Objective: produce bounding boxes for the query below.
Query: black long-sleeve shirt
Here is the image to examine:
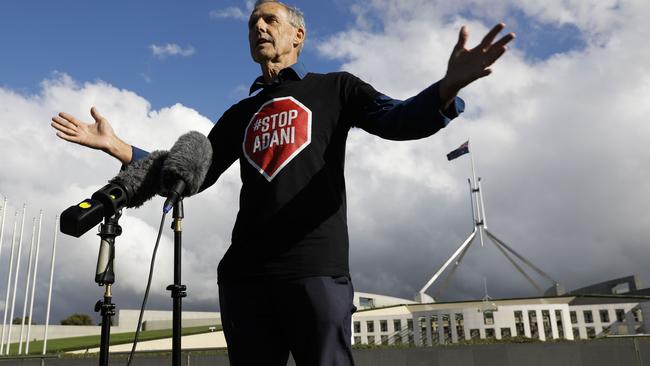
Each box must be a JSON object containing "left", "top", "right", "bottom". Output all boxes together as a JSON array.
[{"left": 131, "top": 67, "right": 464, "bottom": 283}]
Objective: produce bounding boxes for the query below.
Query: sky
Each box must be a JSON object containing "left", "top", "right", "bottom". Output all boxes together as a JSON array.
[{"left": 0, "top": 0, "right": 649, "bottom": 327}]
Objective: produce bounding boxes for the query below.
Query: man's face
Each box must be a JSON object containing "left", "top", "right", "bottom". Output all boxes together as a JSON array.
[{"left": 248, "top": 2, "right": 301, "bottom": 63}]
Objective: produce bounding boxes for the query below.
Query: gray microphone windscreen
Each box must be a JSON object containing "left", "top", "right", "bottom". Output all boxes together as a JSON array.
[
  {"left": 110, "top": 150, "right": 169, "bottom": 208},
  {"left": 161, "top": 131, "right": 212, "bottom": 196}
]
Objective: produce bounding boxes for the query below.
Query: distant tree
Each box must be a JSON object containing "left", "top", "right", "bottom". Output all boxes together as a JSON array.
[
  {"left": 12, "top": 316, "right": 32, "bottom": 325},
  {"left": 60, "top": 313, "right": 93, "bottom": 325}
]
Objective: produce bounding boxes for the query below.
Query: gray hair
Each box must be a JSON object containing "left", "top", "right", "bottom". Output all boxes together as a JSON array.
[{"left": 253, "top": 0, "right": 306, "bottom": 53}]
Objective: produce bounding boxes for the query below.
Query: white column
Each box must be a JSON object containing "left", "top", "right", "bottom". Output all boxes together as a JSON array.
[
  {"left": 563, "top": 309, "right": 574, "bottom": 340},
  {"left": 26, "top": 211, "right": 43, "bottom": 354},
  {"left": 42, "top": 215, "right": 58, "bottom": 355},
  {"left": 0, "top": 212, "right": 18, "bottom": 354},
  {"left": 18, "top": 218, "right": 37, "bottom": 354},
  {"left": 6, "top": 204, "right": 27, "bottom": 355},
  {"left": 450, "top": 313, "right": 458, "bottom": 343},
  {"left": 412, "top": 315, "right": 421, "bottom": 346},
  {"left": 523, "top": 309, "right": 532, "bottom": 338},
  {"left": 549, "top": 309, "right": 559, "bottom": 339}
]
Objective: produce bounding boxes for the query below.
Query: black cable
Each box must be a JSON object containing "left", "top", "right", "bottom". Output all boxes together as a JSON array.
[{"left": 126, "top": 211, "right": 167, "bottom": 366}]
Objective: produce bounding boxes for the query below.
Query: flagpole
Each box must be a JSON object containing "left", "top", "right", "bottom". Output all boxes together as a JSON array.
[
  {"left": 468, "top": 145, "right": 484, "bottom": 247},
  {"left": 0, "top": 211, "right": 18, "bottom": 355},
  {"left": 478, "top": 178, "right": 488, "bottom": 229},
  {"left": 26, "top": 210, "right": 43, "bottom": 355},
  {"left": 42, "top": 215, "right": 58, "bottom": 356},
  {"left": 0, "top": 197, "right": 6, "bottom": 348},
  {"left": 18, "top": 218, "right": 36, "bottom": 355},
  {"left": 6, "top": 203, "right": 26, "bottom": 355},
  {"left": 0, "top": 196, "right": 7, "bottom": 274}
]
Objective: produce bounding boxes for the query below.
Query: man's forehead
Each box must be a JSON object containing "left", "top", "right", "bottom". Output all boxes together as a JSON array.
[{"left": 250, "top": 2, "right": 289, "bottom": 20}]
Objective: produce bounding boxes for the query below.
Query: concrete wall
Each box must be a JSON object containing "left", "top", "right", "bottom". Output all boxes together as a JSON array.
[
  {"left": 0, "top": 309, "right": 222, "bottom": 343},
  {"left": 0, "top": 324, "right": 101, "bottom": 343}
]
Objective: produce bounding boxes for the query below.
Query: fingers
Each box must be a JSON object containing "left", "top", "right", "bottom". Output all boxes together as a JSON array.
[
  {"left": 454, "top": 25, "right": 468, "bottom": 52},
  {"left": 51, "top": 115, "right": 77, "bottom": 134},
  {"left": 492, "top": 32, "right": 516, "bottom": 50},
  {"left": 479, "top": 22, "right": 505, "bottom": 50},
  {"left": 54, "top": 131, "right": 78, "bottom": 143},
  {"left": 484, "top": 33, "right": 515, "bottom": 67},
  {"left": 57, "top": 111, "right": 82, "bottom": 127},
  {"left": 90, "top": 106, "right": 104, "bottom": 123}
]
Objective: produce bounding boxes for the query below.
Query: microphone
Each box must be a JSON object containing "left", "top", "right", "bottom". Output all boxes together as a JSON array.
[
  {"left": 160, "top": 131, "right": 212, "bottom": 213},
  {"left": 60, "top": 150, "right": 169, "bottom": 237}
]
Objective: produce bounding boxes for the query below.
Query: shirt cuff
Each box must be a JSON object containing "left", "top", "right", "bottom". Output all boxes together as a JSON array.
[
  {"left": 120, "top": 145, "right": 149, "bottom": 171},
  {"left": 131, "top": 146, "right": 149, "bottom": 162},
  {"left": 439, "top": 96, "right": 465, "bottom": 126}
]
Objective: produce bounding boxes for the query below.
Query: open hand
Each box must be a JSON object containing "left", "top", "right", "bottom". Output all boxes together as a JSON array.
[
  {"left": 51, "top": 107, "right": 132, "bottom": 164},
  {"left": 440, "top": 23, "right": 515, "bottom": 106}
]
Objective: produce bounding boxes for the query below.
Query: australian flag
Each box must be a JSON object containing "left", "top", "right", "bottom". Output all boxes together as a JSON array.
[{"left": 446, "top": 140, "right": 470, "bottom": 161}]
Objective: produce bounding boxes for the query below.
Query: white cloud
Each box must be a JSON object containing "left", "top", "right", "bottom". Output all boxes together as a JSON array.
[
  {"left": 149, "top": 43, "right": 196, "bottom": 59},
  {"left": 209, "top": 1, "right": 255, "bottom": 21},
  {"left": 317, "top": 0, "right": 650, "bottom": 300},
  {"left": 0, "top": 74, "right": 241, "bottom": 321}
]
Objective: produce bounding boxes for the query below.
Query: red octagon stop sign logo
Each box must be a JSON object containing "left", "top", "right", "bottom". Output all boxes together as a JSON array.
[{"left": 243, "top": 96, "right": 312, "bottom": 181}]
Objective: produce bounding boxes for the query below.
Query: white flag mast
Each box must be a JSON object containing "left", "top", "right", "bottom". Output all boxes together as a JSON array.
[{"left": 416, "top": 141, "right": 562, "bottom": 303}]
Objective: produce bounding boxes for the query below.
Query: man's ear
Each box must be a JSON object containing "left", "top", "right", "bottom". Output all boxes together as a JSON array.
[{"left": 293, "top": 27, "right": 305, "bottom": 49}]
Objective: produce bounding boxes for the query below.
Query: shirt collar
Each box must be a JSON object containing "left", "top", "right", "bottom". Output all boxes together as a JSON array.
[{"left": 249, "top": 63, "right": 307, "bottom": 95}]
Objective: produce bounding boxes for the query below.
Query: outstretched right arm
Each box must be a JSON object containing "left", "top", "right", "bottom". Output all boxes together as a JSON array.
[{"left": 51, "top": 106, "right": 134, "bottom": 165}]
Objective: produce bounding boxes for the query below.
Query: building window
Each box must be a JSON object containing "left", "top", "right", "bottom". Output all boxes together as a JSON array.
[
  {"left": 570, "top": 311, "right": 577, "bottom": 324},
  {"left": 395, "top": 335, "right": 402, "bottom": 345},
  {"left": 359, "top": 297, "right": 375, "bottom": 309},
  {"left": 354, "top": 336, "right": 362, "bottom": 345},
  {"left": 599, "top": 310, "right": 610, "bottom": 323},
  {"left": 501, "top": 328, "right": 512, "bottom": 338},
  {"left": 380, "top": 320, "right": 388, "bottom": 332},
  {"left": 430, "top": 315, "right": 439, "bottom": 344},
  {"left": 367, "top": 335, "right": 375, "bottom": 344},
  {"left": 573, "top": 327, "right": 580, "bottom": 339},
  {"left": 483, "top": 311, "right": 494, "bottom": 325},
  {"left": 528, "top": 311, "right": 539, "bottom": 338},
  {"left": 442, "top": 314, "right": 451, "bottom": 344},
  {"left": 514, "top": 311, "right": 525, "bottom": 336},
  {"left": 354, "top": 321, "right": 361, "bottom": 333},
  {"left": 615, "top": 309, "right": 625, "bottom": 322},
  {"left": 393, "top": 319, "right": 402, "bottom": 332},
  {"left": 419, "top": 317, "right": 428, "bottom": 346},
  {"left": 470, "top": 329, "right": 480, "bottom": 339},
  {"left": 485, "top": 328, "right": 495, "bottom": 339},
  {"left": 633, "top": 309, "right": 643, "bottom": 322},
  {"left": 455, "top": 313, "right": 465, "bottom": 340},
  {"left": 407, "top": 319, "right": 413, "bottom": 331},
  {"left": 555, "top": 310, "right": 565, "bottom": 339},
  {"left": 586, "top": 327, "right": 596, "bottom": 339},
  {"left": 381, "top": 335, "right": 389, "bottom": 345},
  {"left": 583, "top": 310, "right": 594, "bottom": 323},
  {"left": 367, "top": 320, "right": 375, "bottom": 333}
]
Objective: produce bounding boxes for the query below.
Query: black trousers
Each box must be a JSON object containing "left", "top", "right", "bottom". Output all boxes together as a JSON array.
[{"left": 219, "top": 276, "right": 356, "bottom": 366}]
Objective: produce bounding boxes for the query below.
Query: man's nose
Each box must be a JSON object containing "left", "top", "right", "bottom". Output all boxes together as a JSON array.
[{"left": 252, "top": 18, "right": 268, "bottom": 33}]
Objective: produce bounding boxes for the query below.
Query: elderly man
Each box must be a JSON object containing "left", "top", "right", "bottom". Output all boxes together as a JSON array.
[{"left": 52, "top": 0, "right": 514, "bottom": 364}]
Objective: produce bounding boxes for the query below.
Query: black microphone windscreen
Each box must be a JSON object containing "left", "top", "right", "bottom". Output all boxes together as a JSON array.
[
  {"left": 110, "top": 150, "right": 169, "bottom": 208},
  {"left": 161, "top": 131, "right": 212, "bottom": 196}
]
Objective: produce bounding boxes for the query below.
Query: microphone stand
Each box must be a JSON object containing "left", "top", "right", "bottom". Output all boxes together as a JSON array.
[
  {"left": 94, "top": 212, "right": 122, "bottom": 366},
  {"left": 166, "top": 199, "right": 186, "bottom": 366}
]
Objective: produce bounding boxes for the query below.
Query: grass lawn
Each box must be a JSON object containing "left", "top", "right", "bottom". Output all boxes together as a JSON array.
[{"left": 2, "top": 324, "right": 222, "bottom": 355}]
